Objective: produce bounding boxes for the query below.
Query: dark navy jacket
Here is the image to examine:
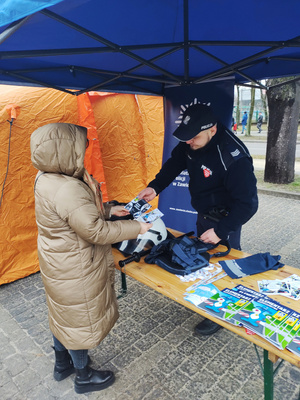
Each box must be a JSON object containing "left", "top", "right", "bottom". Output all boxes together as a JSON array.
[{"left": 148, "top": 125, "right": 258, "bottom": 240}]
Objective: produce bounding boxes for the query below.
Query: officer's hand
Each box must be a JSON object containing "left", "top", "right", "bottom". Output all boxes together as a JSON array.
[
  {"left": 137, "top": 187, "right": 156, "bottom": 202},
  {"left": 138, "top": 222, "right": 153, "bottom": 235},
  {"left": 111, "top": 205, "right": 130, "bottom": 217},
  {"left": 200, "top": 228, "right": 221, "bottom": 244}
]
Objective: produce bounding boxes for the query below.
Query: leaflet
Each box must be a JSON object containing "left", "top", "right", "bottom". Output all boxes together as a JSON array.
[
  {"left": 258, "top": 274, "right": 300, "bottom": 300},
  {"left": 195, "top": 286, "right": 254, "bottom": 325},
  {"left": 270, "top": 310, "right": 300, "bottom": 350},
  {"left": 183, "top": 263, "right": 223, "bottom": 285},
  {"left": 286, "top": 335, "right": 300, "bottom": 357},
  {"left": 124, "top": 197, "right": 152, "bottom": 219},
  {"left": 137, "top": 208, "right": 164, "bottom": 223},
  {"left": 184, "top": 283, "right": 221, "bottom": 307},
  {"left": 231, "top": 294, "right": 294, "bottom": 349},
  {"left": 286, "top": 313, "right": 300, "bottom": 355}
]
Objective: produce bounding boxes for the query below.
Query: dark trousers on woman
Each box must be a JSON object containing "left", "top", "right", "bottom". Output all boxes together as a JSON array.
[{"left": 53, "top": 335, "right": 88, "bottom": 369}]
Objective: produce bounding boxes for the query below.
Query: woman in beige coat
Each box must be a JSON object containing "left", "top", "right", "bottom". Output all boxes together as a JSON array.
[{"left": 30, "top": 123, "right": 151, "bottom": 394}]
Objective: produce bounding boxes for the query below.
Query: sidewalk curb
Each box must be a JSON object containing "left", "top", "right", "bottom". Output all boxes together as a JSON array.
[{"left": 257, "top": 187, "right": 300, "bottom": 200}]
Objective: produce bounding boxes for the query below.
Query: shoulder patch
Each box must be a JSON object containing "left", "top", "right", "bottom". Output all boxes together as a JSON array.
[
  {"left": 218, "top": 144, "right": 248, "bottom": 170},
  {"left": 230, "top": 149, "right": 241, "bottom": 157}
]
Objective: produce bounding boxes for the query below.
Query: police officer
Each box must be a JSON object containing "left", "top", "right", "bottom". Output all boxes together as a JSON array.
[{"left": 138, "top": 103, "right": 258, "bottom": 336}]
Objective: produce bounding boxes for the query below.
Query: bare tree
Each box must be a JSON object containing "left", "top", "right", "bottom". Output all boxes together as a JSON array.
[
  {"left": 246, "top": 87, "right": 255, "bottom": 136},
  {"left": 236, "top": 85, "right": 240, "bottom": 126},
  {"left": 265, "top": 77, "right": 300, "bottom": 184},
  {"left": 260, "top": 87, "right": 268, "bottom": 123}
]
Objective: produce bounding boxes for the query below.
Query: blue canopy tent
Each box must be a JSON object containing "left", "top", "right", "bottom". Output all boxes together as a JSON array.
[
  {"left": 0, "top": 0, "right": 299, "bottom": 234},
  {"left": 0, "top": 0, "right": 299, "bottom": 95}
]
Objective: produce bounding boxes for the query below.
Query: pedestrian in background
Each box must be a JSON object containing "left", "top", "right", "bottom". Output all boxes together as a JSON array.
[
  {"left": 233, "top": 122, "right": 238, "bottom": 134},
  {"left": 257, "top": 112, "right": 263, "bottom": 133},
  {"left": 241, "top": 111, "right": 248, "bottom": 134}
]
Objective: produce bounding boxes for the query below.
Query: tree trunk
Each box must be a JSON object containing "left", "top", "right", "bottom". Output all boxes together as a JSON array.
[
  {"left": 236, "top": 85, "right": 240, "bottom": 125},
  {"left": 265, "top": 78, "right": 300, "bottom": 184},
  {"left": 246, "top": 87, "right": 255, "bottom": 136},
  {"left": 260, "top": 87, "right": 268, "bottom": 123}
]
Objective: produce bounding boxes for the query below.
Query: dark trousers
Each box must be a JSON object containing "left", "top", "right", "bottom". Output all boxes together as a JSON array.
[
  {"left": 196, "top": 214, "right": 242, "bottom": 250},
  {"left": 53, "top": 335, "right": 88, "bottom": 369}
]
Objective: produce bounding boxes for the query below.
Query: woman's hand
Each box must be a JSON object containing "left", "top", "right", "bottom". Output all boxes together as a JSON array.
[
  {"left": 138, "top": 222, "right": 153, "bottom": 235},
  {"left": 111, "top": 205, "right": 130, "bottom": 217}
]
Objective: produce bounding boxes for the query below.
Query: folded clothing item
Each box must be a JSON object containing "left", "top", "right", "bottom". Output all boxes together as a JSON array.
[{"left": 219, "top": 253, "right": 285, "bottom": 279}]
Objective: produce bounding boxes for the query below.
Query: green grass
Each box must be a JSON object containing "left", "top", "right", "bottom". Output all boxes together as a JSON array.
[
  {"left": 237, "top": 128, "right": 300, "bottom": 194},
  {"left": 254, "top": 169, "right": 300, "bottom": 193}
]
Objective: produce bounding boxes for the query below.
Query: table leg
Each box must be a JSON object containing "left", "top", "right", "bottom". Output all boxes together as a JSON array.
[
  {"left": 263, "top": 350, "right": 274, "bottom": 400},
  {"left": 117, "top": 269, "right": 127, "bottom": 298}
]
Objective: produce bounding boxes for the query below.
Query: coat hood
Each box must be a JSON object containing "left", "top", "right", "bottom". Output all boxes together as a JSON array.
[{"left": 30, "top": 123, "right": 87, "bottom": 178}]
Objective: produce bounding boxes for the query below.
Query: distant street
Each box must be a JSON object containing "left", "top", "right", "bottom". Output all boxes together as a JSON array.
[{"left": 245, "top": 141, "right": 300, "bottom": 158}]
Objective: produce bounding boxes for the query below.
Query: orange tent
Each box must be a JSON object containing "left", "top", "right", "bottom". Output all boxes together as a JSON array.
[{"left": 0, "top": 85, "right": 164, "bottom": 285}]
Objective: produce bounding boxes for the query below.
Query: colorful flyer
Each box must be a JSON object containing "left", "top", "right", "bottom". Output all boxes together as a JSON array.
[
  {"left": 124, "top": 197, "right": 152, "bottom": 219},
  {"left": 184, "top": 283, "right": 221, "bottom": 307},
  {"left": 195, "top": 287, "right": 253, "bottom": 323},
  {"left": 137, "top": 208, "right": 164, "bottom": 223},
  {"left": 231, "top": 295, "right": 294, "bottom": 349}
]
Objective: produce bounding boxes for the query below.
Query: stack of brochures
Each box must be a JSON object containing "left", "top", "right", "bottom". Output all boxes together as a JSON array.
[{"left": 184, "top": 283, "right": 300, "bottom": 353}]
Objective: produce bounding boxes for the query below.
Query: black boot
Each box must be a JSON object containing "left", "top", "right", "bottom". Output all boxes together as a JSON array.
[
  {"left": 194, "top": 318, "right": 222, "bottom": 336},
  {"left": 53, "top": 348, "right": 75, "bottom": 381},
  {"left": 74, "top": 366, "right": 115, "bottom": 394},
  {"left": 53, "top": 347, "right": 92, "bottom": 382}
]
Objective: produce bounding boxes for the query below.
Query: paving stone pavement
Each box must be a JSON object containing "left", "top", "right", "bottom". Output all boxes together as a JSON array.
[{"left": 1, "top": 192, "right": 300, "bottom": 400}]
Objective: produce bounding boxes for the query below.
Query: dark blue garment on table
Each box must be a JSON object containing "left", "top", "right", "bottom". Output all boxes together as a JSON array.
[{"left": 219, "top": 253, "right": 284, "bottom": 279}]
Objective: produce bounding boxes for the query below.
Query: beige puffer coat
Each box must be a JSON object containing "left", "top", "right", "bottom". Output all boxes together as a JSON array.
[{"left": 30, "top": 123, "right": 141, "bottom": 350}]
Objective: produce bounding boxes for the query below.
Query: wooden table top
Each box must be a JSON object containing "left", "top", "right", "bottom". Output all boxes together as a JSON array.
[{"left": 113, "top": 232, "right": 300, "bottom": 367}]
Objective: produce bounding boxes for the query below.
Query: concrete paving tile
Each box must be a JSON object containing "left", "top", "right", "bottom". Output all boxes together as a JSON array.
[
  {"left": 0, "top": 343, "right": 17, "bottom": 362},
  {"left": 164, "top": 325, "right": 193, "bottom": 346},
  {"left": 124, "top": 376, "right": 155, "bottom": 399},
  {"left": 179, "top": 355, "right": 210, "bottom": 378},
  {"left": 233, "top": 372, "right": 264, "bottom": 399},
  {"left": 115, "top": 392, "right": 137, "bottom": 400},
  {"left": 160, "top": 368, "right": 191, "bottom": 396},
  {"left": 12, "top": 367, "right": 43, "bottom": 394},
  {"left": 0, "top": 381, "right": 20, "bottom": 400},
  {"left": 153, "top": 319, "right": 177, "bottom": 338},
  {"left": 278, "top": 361, "right": 300, "bottom": 382},
  {"left": 143, "top": 387, "right": 173, "bottom": 400},
  {"left": 25, "top": 385, "right": 56, "bottom": 400},
  {"left": 156, "top": 348, "right": 184, "bottom": 375},
  {"left": 3, "top": 353, "right": 29, "bottom": 377},
  {"left": 0, "top": 368, "right": 12, "bottom": 387},
  {"left": 182, "top": 369, "right": 217, "bottom": 397},
  {"left": 218, "top": 374, "right": 242, "bottom": 396},
  {"left": 273, "top": 375, "right": 298, "bottom": 400},
  {"left": 135, "top": 331, "right": 161, "bottom": 352},
  {"left": 111, "top": 345, "right": 142, "bottom": 369}
]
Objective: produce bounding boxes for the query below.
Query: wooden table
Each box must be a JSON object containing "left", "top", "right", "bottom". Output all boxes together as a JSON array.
[{"left": 113, "top": 236, "right": 300, "bottom": 400}]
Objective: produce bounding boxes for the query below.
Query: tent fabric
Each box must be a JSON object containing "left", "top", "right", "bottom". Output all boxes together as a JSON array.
[
  {"left": 0, "top": 0, "right": 299, "bottom": 95},
  {"left": 0, "top": 86, "right": 164, "bottom": 285},
  {"left": 77, "top": 92, "right": 108, "bottom": 201},
  {"left": 0, "top": 0, "right": 64, "bottom": 26}
]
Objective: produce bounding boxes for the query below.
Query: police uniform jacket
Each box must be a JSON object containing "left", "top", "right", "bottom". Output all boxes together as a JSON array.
[{"left": 148, "top": 125, "right": 258, "bottom": 240}]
